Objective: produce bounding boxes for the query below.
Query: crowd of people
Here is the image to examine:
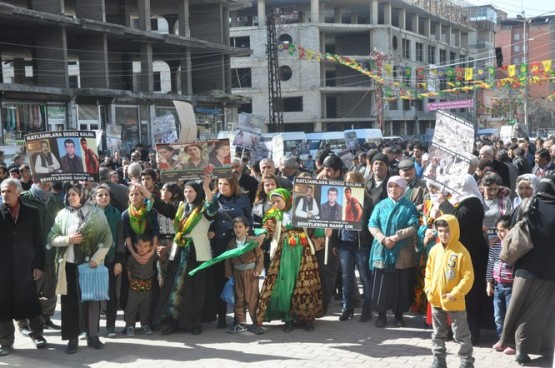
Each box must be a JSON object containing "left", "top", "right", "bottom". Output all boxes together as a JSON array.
[{"left": 0, "top": 135, "right": 554, "bottom": 368}]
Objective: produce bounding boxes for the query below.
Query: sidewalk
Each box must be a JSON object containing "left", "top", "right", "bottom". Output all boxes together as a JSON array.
[{"left": 4, "top": 300, "right": 551, "bottom": 368}]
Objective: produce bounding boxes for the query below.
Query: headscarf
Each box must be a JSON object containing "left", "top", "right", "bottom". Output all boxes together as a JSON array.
[
  {"left": 515, "top": 173, "right": 540, "bottom": 197},
  {"left": 387, "top": 175, "right": 407, "bottom": 201},
  {"left": 536, "top": 175, "right": 555, "bottom": 203},
  {"left": 450, "top": 174, "right": 482, "bottom": 205},
  {"left": 262, "top": 188, "right": 292, "bottom": 223},
  {"left": 184, "top": 180, "right": 205, "bottom": 206}
]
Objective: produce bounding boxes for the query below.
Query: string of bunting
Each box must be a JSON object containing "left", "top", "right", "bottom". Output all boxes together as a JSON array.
[{"left": 281, "top": 43, "right": 555, "bottom": 101}]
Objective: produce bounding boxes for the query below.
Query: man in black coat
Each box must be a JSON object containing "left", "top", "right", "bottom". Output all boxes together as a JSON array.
[{"left": 0, "top": 179, "right": 47, "bottom": 356}]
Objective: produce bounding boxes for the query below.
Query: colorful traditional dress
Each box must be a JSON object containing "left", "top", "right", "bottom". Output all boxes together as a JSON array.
[{"left": 256, "top": 189, "right": 323, "bottom": 325}]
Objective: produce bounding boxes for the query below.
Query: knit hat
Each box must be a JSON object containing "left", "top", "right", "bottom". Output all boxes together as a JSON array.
[{"left": 372, "top": 153, "right": 389, "bottom": 166}]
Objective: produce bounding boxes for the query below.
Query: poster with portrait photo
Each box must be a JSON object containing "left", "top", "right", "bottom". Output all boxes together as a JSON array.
[
  {"left": 157, "top": 139, "right": 231, "bottom": 182},
  {"left": 25, "top": 130, "right": 99, "bottom": 183},
  {"left": 233, "top": 113, "right": 263, "bottom": 150},
  {"left": 292, "top": 178, "right": 365, "bottom": 230}
]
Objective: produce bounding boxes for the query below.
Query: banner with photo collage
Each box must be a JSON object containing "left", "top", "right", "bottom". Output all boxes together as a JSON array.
[
  {"left": 292, "top": 178, "right": 365, "bottom": 230},
  {"left": 25, "top": 130, "right": 100, "bottom": 183},
  {"left": 157, "top": 139, "right": 231, "bottom": 182}
]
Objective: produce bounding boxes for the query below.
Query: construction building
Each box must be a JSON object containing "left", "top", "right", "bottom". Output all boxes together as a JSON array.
[
  {"left": 230, "top": 0, "right": 476, "bottom": 138},
  {"left": 0, "top": 0, "right": 249, "bottom": 155}
]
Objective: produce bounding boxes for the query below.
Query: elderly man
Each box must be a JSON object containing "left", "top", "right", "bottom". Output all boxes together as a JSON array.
[
  {"left": 99, "top": 167, "right": 129, "bottom": 212},
  {"left": 0, "top": 179, "right": 47, "bottom": 355},
  {"left": 531, "top": 148, "right": 555, "bottom": 178},
  {"left": 365, "top": 153, "right": 390, "bottom": 207},
  {"left": 259, "top": 158, "right": 292, "bottom": 190},
  {"left": 231, "top": 157, "right": 259, "bottom": 203},
  {"left": 479, "top": 145, "right": 510, "bottom": 188},
  {"left": 398, "top": 158, "right": 427, "bottom": 208},
  {"left": 279, "top": 157, "right": 300, "bottom": 183}
]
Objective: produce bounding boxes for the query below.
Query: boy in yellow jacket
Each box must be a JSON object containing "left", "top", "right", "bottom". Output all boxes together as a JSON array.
[{"left": 425, "top": 215, "right": 475, "bottom": 368}]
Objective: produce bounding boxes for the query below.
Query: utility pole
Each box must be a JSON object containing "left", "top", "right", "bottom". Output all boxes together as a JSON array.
[
  {"left": 522, "top": 11, "right": 529, "bottom": 135},
  {"left": 266, "top": 14, "right": 283, "bottom": 133}
]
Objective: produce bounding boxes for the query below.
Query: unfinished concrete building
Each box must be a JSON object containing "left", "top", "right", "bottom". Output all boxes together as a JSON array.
[
  {"left": 0, "top": 0, "right": 248, "bottom": 154},
  {"left": 230, "top": 0, "right": 476, "bottom": 138}
]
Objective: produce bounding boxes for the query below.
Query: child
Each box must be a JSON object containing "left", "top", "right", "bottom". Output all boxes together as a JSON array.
[
  {"left": 225, "top": 216, "right": 264, "bottom": 334},
  {"left": 425, "top": 215, "right": 475, "bottom": 368},
  {"left": 487, "top": 215, "right": 515, "bottom": 355},
  {"left": 124, "top": 235, "right": 157, "bottom": 336}
]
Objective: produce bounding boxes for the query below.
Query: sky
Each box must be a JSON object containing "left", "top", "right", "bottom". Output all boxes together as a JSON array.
[{"left": 468, "top": 0, "right": 555, "bottom": 18}]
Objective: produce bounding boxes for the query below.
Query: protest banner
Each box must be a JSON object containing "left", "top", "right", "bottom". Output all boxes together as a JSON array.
[
  {"left": 151, "top": 114, "right": 178, "bottom": 144},
  {"left": 292, "top": 177, "right": 365, "bottom": 230},
  {"left": 106, "top": 124, "right": 122, "bottom": 152},
  {"left": 233, "top": 113, "right": 264, "bottom": 150},
  {"left": 424, "top": 109, "right": 475, "bottom": 194},
  {"left": 157, "top": 139, "right": 231, "bottom": 182},
  {"left": 25, "top": 130, "right": 100, "bottom": 183}
]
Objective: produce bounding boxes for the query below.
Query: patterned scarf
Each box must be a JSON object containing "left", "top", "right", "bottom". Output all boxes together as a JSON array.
[
  {"left": 129, "top": 204, "right": 148, "bottom": 235},
  {"left": 262, "top": 188, "right": 292, "bottom": 224},
  {"left": 173, "top": 202, "right": 204, "bottom": 247}
]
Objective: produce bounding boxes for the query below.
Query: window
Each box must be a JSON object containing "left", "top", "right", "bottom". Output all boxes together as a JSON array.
[
  {"left": 282, "top": 97, "right": 303, "bottom": 112},
  {"left": 231, "top": 68, "right": 252, "bottom": 88},
  {"left": 514, "top": 33, "right": 520, "bottom": 41},
  {"left": 450, "top": 52, "right": 456, "bottom": 63},
  {"left": 230, "top": 36, "right": 250, "bottom": 49},
  {"left": 428, "top": 46, "right": 436, "bottom": 64},
  {"left": 403, "top": 99, "right": 411, "bottom": 111},
  {"left": 389, "top": 99, "right": 399, "bottom": 110},
  {"left": 153, "top": 72, "right": 161, "bottom": 91},
  {"left": 513, "top": 45, "right": 520, "bottom": 52},
  {"left": 278, "top": 34, "right": 293, "bottom": 44},
  {"left": 439, "top": 49, "right": 447, "bottom": 63},
  {"left": 402, "top": 39, "right": 411, "bottom": 59},
  {"left": 416, "top": 42, "right": 423, "bottom": 62}
]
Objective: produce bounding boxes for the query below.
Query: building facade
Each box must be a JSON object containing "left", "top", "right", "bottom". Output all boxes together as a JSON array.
[
  {"left": 0, "top": 0, "right": 249, "bottom": 155},
  {"left": 230, "top": 0, "right": 475, "bottom": 138}
]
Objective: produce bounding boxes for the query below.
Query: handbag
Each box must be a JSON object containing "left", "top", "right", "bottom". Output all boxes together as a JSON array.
[
  {"left": 500, "top": 196, "right": 535, "bottom": 266},
  {"left": 221, "top": 277, "right": 235, "bottom": 305},
  {"left": 78, "top": 263, "right": 109, "bottom": 302}
]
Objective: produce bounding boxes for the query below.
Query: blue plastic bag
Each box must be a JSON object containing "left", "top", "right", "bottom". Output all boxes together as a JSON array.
[
  {"left": 221, "top": 277, "right": 235, "bottom": 305},
  {"left": 78, "top": 263, "right": 109, "bottom": 302}
]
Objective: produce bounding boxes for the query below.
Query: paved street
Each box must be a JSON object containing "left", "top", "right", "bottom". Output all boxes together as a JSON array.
[{"left": 3, "top": 299, "right": 553, "bottom": 368}]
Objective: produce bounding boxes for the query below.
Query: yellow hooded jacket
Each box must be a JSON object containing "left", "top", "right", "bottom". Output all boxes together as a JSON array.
[{"left": 424, "top": 214, "right": 474, "bottom": 311}]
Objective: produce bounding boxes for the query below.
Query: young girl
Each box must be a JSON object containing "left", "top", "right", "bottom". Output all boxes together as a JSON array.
[
  {"left": 225, "top": 217, "right": 264, "bottom": 334},
  {"left": 487, "top": 215, "right": 515, "bottom": 355},
  {"left": 255, "top": 188, "right": 323, "bottom": 332}
]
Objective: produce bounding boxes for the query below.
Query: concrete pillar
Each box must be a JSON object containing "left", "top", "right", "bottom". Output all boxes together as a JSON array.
[
  {"left": 424, "top": 18, "right": 430, "bottom": 37},
  {"left": 311, "top": 0, "right": 319, "bottom": 23},
  {"left": 334, "top": 8, "right": 342, "bottom": 23},
  {"left": 140, "top": 43, "right": 154, "bottom": 93},
  {"left": 162, "top": 14, "right": 179, "bottom": 34},
  {"left": 75, "top": 0, "right": 105, "bottom": 21},
  {"left": 78, "top": 34, "right": 109, "bottom": 88},
  {"left": 399, "top": 8, "right": 405, "bottom": 30},
  {"left": 167, "top": 60, "right": 180, "bottom": 94},
  {"left": 31, "top": 0, "right": 64, "bottom": 14},
  {"left": 370, "top": 0, "right": 378, "bottom": 25},
  {"left": 351, "top": 14, "right": 358, "bottom": 24},
  {"left": 178, "top": 0, "right": 190, "bottom": 38},
  {"left": 384, "top": 2, "right": 391, "bottom": 25},
  {"left": 415, "top": 13, "right": 419, "bottom": 34},
  {"left": 138, "top": 0, "right": 151, "bottom": 31},
  {"left": 0, "top": 48, "right": 3, "bottom": 84},
  {"left": 257, "top": 0, "right": 266, "bottom": 27},
  {"left": 34, "top": 29, "right": 69, "bottom": 88},
  {"left": 222, "top": 7, "right": 230, "bottom": 45},
  {"left": 180, "top": 50, "right": 193, "bottom": 96},
  {"left": 436, "top": 22, "right": 442, "bottom": 41}
]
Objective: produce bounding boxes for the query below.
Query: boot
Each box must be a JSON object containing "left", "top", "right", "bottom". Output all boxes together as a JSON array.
[
  {"left": 430, "top": 356, "right": 447, "bottom": 368},
  {"left": 358, "top": 305, "right": 372, "bottom": 322},
  {"left": 375, "top": 312, "right": 387, "bottom": 327},
  {"left": 339, "top": 307, "right": 354, "bottom": 321}
]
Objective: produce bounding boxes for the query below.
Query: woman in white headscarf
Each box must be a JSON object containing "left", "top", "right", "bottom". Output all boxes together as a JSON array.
[
  {"left": 368, "top": 176, "right": 420, "bottom": 328},
  {"left": 439, "top": 174, "right": 491, "bottom": 345},
  {"left": 512, "top": 174, "right": 539, "bottom": 209}
]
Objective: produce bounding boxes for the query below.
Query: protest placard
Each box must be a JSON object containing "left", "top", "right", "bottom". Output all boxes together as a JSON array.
[
  {"left": 157, "top": 139, "right": 231, "bottom": 182},
  {"left": 292, "top": 177, "right": 365, "bottom": 230},
  {"left": 25, "top": 130, "right": 100, "bottom": 183}
]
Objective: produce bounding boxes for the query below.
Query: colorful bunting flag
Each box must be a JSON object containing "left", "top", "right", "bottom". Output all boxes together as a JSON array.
[
  {"left": 465, "top": 68, "right": 473, "bottom": 81},
  {"left": 507, "top": 65, "right": 516, "bottom": 77}
]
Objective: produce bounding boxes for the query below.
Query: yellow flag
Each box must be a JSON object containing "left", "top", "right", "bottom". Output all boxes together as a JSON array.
[
  {"left": 507, "top": 65, "right": 516, "bottom": 77},
  {"left": 542, "top": 60, "right": 552, "bottom": 72},
  {"left": 465, "top": 68, "right": 473, "bottom": 81},
  {"left": 384, "top": 64, "right": 393, "bottom": 76}
]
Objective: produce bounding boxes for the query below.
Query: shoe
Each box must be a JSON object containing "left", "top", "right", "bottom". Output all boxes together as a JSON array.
[
  {"left": 516, "top": 351, "right": 531, "bottom": 365},
  {"left": 87, "top": 337, "right": 105, "bottom": 350},
  {"left": 304, "top": 322, "right": 314, "bottom": 331},
  {"left": 160, "top": 324, "right": 175, "bottom": 335},
  {"left": 227, "top": 324, "right": 248, "bottom": 334},
  {"left": 394, "top": 315, "right": 406, "bottom": 328},
  {"left": 358, "top": 306, "right": 372, "bottom": 322},
  {"left": 375, "top": 313, "right": 387, "bottom": 328},
  {"left": 283, "top": 321, "right": 293, "bottom": 332},
  {"left": 217, "top": 316, "right": 227, "bottom": 329},
  {"left": 430, "top": 356, "right": 447, "bottom": 368},
  {"left": 191, "top": 327, "right": 202, "bottom": 335},
  {"left": 125, "top": 326, "right": 135, "bottom": 337},
  {"left": 106, "top": 327, "right": 116, "bottom": 338},
  {"left": 503, "top": 347, "right": 516, "bottom": 355},
  {"left": 18, "top": 326, "right": 31, "bottom": 337},
  {"left": 33, "top": 336, "right": 47, "bottom": 349},
  {"left": 459, "top": 360, "right": 475, "bottom": 368},
  {"left": 0, "top": 345, "right": 13, "bottom": 356},
  {"left": 339, "top": 308, "right": 354, "bottom": 321},
  {"left": 66, "top": 338, "right": 78, "bottom": 354},
  {"left": 43, "top": 319, "right": 61, "bottom": 330},
  {"left": 492, "top": 340, "right": 503, "bottom": 351},
  {"left": 141, "top": 325, "right": 153, "bottom": 335},
  {"left": 250, "top": 325, "right": 264, "bottom": 335}
]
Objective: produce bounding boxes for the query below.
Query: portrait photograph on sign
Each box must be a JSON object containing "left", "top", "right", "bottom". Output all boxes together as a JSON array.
[
  {"left": 25, "top": 131, "right": 100, "bottom": 182},
  {"left": 292, "top": 178, "right": 365, "bottom": 230},
  {"left": 157, "top": 139, "right": 231, "bottom": 182}
]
